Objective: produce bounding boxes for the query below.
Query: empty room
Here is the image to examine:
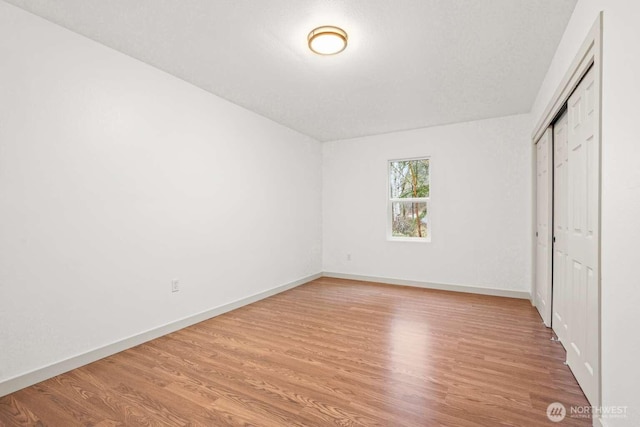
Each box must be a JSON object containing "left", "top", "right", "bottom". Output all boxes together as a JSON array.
[{"left": 0, "top": 0, "right": 638, "bottom": 426}]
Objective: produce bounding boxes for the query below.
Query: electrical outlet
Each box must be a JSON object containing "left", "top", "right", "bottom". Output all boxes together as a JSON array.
[
  {"left": 346, "top": 253, "right": 352, "bottom": 261},
  {"left": 171, "top": 279, "right": 180, "bottom": 293}
]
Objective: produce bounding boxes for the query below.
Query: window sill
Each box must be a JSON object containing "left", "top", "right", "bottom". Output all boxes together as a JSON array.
[{"left": 387, "top": 237, "right": 431, "bottom": 243}]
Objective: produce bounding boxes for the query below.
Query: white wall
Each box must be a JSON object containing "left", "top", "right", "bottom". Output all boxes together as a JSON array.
[
  {"left": 0, "top": 2, "right": 322, "bottom": 386},
  {"left": 322, "top": 114, "right": 531, "bottom": 294},
  {"left": 532, "top": 1, "right": 640, "bottom": 425}
]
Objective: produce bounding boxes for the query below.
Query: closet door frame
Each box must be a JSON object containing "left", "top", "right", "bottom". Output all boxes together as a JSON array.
[{"left": 531, "top": 13, "right": 603, "bottom": 408}]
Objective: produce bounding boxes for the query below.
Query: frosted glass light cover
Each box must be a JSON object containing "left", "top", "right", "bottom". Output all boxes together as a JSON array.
[{"left": 308, "top": 26, "right": 347, "bottom": 55}]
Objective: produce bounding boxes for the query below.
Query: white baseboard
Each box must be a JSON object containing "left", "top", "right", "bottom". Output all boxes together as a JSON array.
[
  {"left": 0, "top": 273, "right": 321, "bottom": 397},
  {"left": 322, "top": 272, "right": 531, "bottom": 300}
]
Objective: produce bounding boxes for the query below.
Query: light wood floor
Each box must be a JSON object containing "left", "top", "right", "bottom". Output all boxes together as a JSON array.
[{"left": 0, "top": 278, "right": 591, "bottom": 426}]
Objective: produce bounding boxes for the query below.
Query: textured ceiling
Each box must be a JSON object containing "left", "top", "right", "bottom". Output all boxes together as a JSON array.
[{"left": 3, "top": 0, "right": 576, "bottom": 141}]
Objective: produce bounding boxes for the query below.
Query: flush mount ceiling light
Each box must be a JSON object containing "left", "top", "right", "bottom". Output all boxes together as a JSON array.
[{"left": 307, "top": 26, "right": 348, "bottom": 55}]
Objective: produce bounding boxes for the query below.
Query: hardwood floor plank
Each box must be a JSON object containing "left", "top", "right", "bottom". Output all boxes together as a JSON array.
[
  {"left": 0, "top": 278, "right": 591, "bottom": 426},
  {"left": 0, "top": 397, "right": 42, "bottom": 426},
  {"left": 63, "top": 369, "right": 161, "bottom": 426}
]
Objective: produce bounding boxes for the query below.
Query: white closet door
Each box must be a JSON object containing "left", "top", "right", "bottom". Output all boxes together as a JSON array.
[
  {"left": 552, "top": 110, "right": 569, "bottom": 344},
  {"left": 566, "top": 66, "right": 599, "bottom": 405},
  {"left": 535, "top": 128, "right": 553, "bottom": 327}
]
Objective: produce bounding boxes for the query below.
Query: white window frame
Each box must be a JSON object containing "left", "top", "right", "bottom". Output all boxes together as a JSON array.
[{"left": 387, "top": 157, "right": 431, "bottom": 242}]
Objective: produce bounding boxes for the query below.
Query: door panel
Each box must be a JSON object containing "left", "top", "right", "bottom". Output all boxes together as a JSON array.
[
  {"left": 535, "top": 128, "right": 553, "bottom": 327},
  {"left": 552, "top": 110, "right": 569, "bottom": 343},
  {"left": 565, "top": 66, "right": 599, "bottom": 405}
]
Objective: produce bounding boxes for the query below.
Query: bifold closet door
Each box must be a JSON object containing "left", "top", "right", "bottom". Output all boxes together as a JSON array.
[
  {"left": 565, "top": 65, "right": 599, "bottom": 405},
  {"left": 535, "top": 128, "right": 553, "bottom": 327},
  {"left": 552, "top": 110, "right": 569, "bottom": 344}
]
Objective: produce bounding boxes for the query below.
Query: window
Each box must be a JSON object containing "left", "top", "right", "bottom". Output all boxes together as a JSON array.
[{"left": 388, "top": 158, "right": 430, "bottom": 240}]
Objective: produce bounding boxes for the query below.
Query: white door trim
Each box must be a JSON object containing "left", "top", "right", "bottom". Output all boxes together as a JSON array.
[
  {"left": 532, "top": 14, "right": 603, "bottom": 141},
  {"left": 531, "top": 12, "right": 603, "bottom": 411}
]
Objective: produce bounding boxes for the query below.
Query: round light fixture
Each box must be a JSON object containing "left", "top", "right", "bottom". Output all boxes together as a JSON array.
[{"left": 307, "top": 26, "right": 348, "bottom": 55}]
